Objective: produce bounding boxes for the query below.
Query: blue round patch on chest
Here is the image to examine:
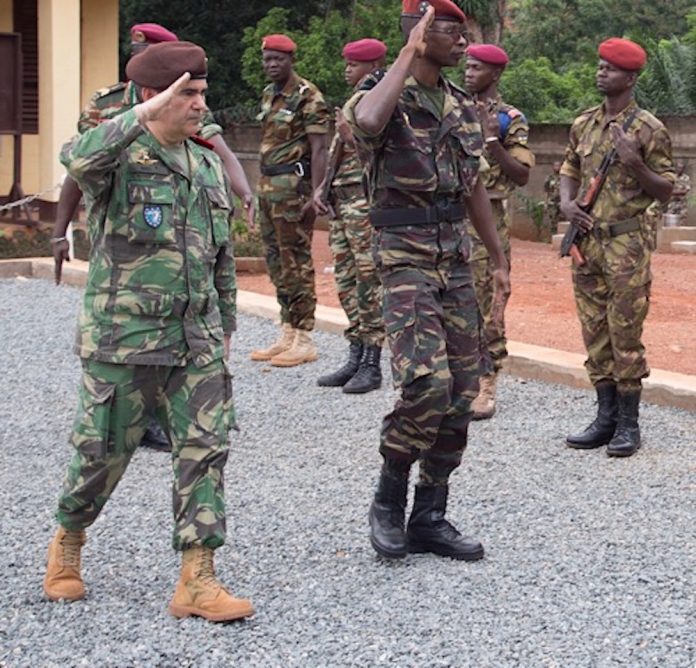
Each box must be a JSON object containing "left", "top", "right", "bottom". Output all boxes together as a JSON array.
[{"left": 143, "top": 205, "right": 163, "bottom": 228}]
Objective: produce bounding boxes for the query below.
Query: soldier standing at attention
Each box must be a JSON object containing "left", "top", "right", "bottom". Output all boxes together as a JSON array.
[
  {"left": 43, "top": 42, "right": 254, "bottom": 622},
  {"left": 250, "top": 34, "right": 329, "bottom": 367},
  {"left": 544, "top": 160, "right": 563, "bottom": 233},
  {"left": 464, "top": 44, "right": 535, "bottom": 420},
  {"left": 561, "top": 38, "right": 674, "bottom": 457},
  {"left": 345, "top": 0, "right": 510, "bottom": 560},
  {"left": 52, "top": 22, "right": 256, "bottom": 453},
  {"left": 313, "top": 38, "right": 387, "bottom": 394}
]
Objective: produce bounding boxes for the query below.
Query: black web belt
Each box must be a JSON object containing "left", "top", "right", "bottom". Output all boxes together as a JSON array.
[
  {"left": 369, "top": 201, "right": 465, "bottom": 228},
  {"left": 260, "top": 161, "right": 310, "bottom": 178}
]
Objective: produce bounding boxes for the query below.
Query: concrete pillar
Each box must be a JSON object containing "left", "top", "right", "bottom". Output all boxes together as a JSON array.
[
  {"left": 80, "top": 0, "right": 119, "bottom": 107},
  {"left": 37, "top": 0, "right": 81, "bottom": 214}
]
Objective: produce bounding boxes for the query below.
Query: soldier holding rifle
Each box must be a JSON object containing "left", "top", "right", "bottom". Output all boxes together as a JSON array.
[{"left": 560, "top": 38, "right": 675, "bottom": 458}]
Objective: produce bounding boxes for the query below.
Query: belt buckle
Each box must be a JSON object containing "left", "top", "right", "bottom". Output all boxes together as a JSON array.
[
  {"left": 435, "top": 200, "right": 452, "bottom": 222},
  {"left": 294, "top": 162, "right": 305, "bottom": 178}
]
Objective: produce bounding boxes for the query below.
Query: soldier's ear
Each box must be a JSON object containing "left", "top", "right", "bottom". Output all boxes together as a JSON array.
[{"left": 140, "top": 86, "right": 158, "bottom": 102}]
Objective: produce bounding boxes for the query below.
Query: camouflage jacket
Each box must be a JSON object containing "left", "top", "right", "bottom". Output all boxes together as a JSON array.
[
  {"left": 257, "top": 72, "right": 330, "bottom": 167},
  {"left": 344, "top": 75, "right": 484, "bottom": 209},
  {"left": 544, "top": 173, "right": 560, "bottom": 205},
  {"left": 561, "top": 100, "right": 675, "bottom": 222},
  {"left": 60, "top": 109, "right": 236, "bottom": 368},
  {"left": 478, "top": 96, "right": 535, "bottom": 199},
  {"left": 77, "top": 80, "right": 222, "bottom": 139},
  {"left": 330, "top": 134, "right": 363, "bottom": 189}
]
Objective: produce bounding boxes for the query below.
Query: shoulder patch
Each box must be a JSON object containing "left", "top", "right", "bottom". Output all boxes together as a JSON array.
[{"left": 93, "top": 81, "right": 127, "bottom": 100}]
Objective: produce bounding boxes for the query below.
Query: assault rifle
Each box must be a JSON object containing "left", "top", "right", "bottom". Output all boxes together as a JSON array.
[
  {"left": 319, "top": 136, "right": 345, "bottom": 218},
  {"left": 560, "top": 109, "right": 638, "bottom": 265}
]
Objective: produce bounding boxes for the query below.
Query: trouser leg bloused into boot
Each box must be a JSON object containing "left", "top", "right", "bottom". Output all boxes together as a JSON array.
[
  {"left": 566, "top": 380, "right": 618, "bottom": 449},
  {"left": 317, "top": 340, "right": 362, "bottom": 387},
  {"left": 250, "top": 322, "right": 295, "bottom": 362},
  {"left": 343, "top": 344, "right": 382, "bottom": 394},
  {"left": 369, "top": 459, "right": 411, "bottom": 559},
  {"left": 607, "top": 386, "right": 642, "bottom": 457}
]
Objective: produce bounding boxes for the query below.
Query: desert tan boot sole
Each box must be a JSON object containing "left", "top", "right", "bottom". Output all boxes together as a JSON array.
[
  {"left": 168, "top": 601, "right": 255, "bottom": 622},
  {"left": 269, "top": 352, "right": 318, "bottom": 367},
  {"left": 43, "top": 581, "right": 85, "bottom": 602}
]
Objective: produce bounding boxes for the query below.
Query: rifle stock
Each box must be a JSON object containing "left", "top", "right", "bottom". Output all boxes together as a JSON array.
[{"left": 320, "top": 138, "right": 345, "bottom": 217}]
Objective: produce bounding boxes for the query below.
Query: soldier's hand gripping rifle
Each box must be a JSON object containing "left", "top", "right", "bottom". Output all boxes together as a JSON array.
[{"left": 560, "top": 109, "right": 638, "bottom": 265}]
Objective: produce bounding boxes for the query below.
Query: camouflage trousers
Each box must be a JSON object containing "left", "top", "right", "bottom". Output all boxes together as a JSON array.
[
  {"left": 56, "top": 358, "right": 233, "bottom": 551},
  {"left": 374, "top": 220, "right": 482, "bottom": 484},
  {"left": 258, "top": 174, "right": 316, "bottom": 331},
  {"left": 468, "top": 199, "right": 511, "bottom": 372},
  {"left": 331, "top": 194, "right": 384, "bottom": 346},
  {"left": 573, "top": 225, "right": 652, "bottom": 391}
]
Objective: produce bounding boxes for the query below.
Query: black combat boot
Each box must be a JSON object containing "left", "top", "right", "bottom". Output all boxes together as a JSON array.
[
  {"left": 566, "top": 380, "right": 618, "bottom": 449},
  {"left": 139, "top": 421, "right": 172, "bottom": 452},
  {"left": 317, "top": 341, "right": 362, "bottom": 387},
  {"left": 407, "top": 485, "right": 484, "bottom": 561},
  {"left": 369, "top": 466, "right": 409, "bottom": 559},
  {"left": 606, "top": 389, "right": 642, "bottom": 457},
  {"left": 343, "top": 345, "right": 382, "bottom": 394}
]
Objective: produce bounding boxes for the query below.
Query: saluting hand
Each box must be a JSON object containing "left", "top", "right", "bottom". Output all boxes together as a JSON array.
[
  {"left": 135, "top": 72, "right": 192, "bottom": 124},
  {"left": 407, "top": 5, "right": 435, "bottom": 56}
]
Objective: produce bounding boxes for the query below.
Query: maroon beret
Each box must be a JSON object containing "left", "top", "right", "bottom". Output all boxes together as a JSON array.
[
  {"left": 402, "top": 0, "right": 466, "bottom": 23},
  {"left": 262, "top": 34, "right": 297, "bottom": 54},
  {"left": 130, "top": 23, "right": 178, "bottom": 44},
  {"left": 598, "top": 38, "right": 647, "bottom": 71},
  {"left": 466, "top": 44, "right": 509, "bottom": 67},
  {"left": 126, "top": 41, "right": 207, "bottom": 89},
  {"left": 342, "top": 38, "right": 387, "bottom": 62}
]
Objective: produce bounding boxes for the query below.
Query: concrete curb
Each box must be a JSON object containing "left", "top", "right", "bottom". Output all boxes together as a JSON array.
[{"left": 2, "top": 257, "right": 694, "bottom": 411}]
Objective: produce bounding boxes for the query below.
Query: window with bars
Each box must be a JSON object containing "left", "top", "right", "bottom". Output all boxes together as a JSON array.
[{"left": 13, "top": 0, "right": 38, "bottom": 134}]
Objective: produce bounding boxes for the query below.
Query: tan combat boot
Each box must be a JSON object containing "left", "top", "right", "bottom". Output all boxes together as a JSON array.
[
  {"left": 270, "top": 329, "right": 318, "bottom": 367},
  {"left": 43, "top": 527, "right": 86, "bottom": 602},
  {"left": 472, "top": 373, "right": 497, "bottom": 420},
  {"left": 168, "top": 546, "right": 254, "bottom": 622},
  {"left": 250, "top": 323, "right": 295, "bottom": 361}
]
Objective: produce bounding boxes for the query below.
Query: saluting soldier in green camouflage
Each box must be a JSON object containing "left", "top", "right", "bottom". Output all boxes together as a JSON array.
[
  {"left": 43, "top": 42, "right": 254, "bottom": 623},
  {"left": 561, "top": 38, "right": 675, "bottom": 458},
  {"left": 250, "top": 34, "right": 329, "bottom": 367},
  {"left": 53, "top": 22, "right": 255, "bottom": 454},
  {"left": 313, "top": 38, "right": 387, "bottom": 395},
  {"left": 345, "top": 0, "right": 510, "bottom": 562},
  {"left": 464, "top": 44, "right": 535, "bottom": 421}
]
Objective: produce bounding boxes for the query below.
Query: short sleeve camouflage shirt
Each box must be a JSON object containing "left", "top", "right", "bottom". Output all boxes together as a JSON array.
[
  {"left": 258, "top": 72, "right": 330, "bottom": 167},
  {"left": 561, "top": 100, "right": 675, "bottom": 221}
]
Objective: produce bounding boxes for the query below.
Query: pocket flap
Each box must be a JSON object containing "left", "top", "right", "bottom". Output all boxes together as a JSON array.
[{"left": 205, "top": 186, "right": 231, "bottom": 210}]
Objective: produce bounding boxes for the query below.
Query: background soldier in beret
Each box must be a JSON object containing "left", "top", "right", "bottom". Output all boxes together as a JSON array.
[
  {"left": 345, "top": 0, "right": 510, "bottom": 561},
  {"left": 464, "top": 43, "right": 535, "bottom": 420},
  {"left": 43, "top": 42, "right": 254, "bottom": 622},
  {"left": 664, "top": 160, "right": 691, "bottom": 222},
  {"left": 313, "top": 38, "right": 387, "bottom": 394},
  {"left": 544, "top": 160, "right": 563, "bottom": 233},
  {"left": 250, "top": 34, "right": 329, "bottom": 367},
  {"left": 561, "top": 38, "right": 675, "bottom": 458},
  {"left": 52, "top": 22, "right": 256, "bottom": 453}
]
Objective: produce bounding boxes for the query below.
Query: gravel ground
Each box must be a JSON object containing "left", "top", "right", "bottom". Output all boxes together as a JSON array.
[{"left": 0, "top": 277, "right": 694, "bottom": 668}]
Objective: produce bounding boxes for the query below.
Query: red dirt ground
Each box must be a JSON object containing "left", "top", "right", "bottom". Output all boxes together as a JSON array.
[{"left": 237, "top": 231, "right": 696, "bottom": 376}]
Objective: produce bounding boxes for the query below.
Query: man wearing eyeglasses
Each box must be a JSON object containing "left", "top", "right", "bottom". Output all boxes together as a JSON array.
[
  {"left": 464, "top": 44, "right": 535, "bottom": 421},
  {"left": 345, "top": 0, "right": 510, "bottom": 561}
]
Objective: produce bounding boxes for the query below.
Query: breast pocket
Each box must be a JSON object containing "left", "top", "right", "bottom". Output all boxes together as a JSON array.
[
  {"left": 382, "top": 119, "right": 435, "bottom": 191},
  {"left": 205, "top": 186, "right": 232, "bottom": 247},
  {"left": 127, "top": 182, "right": 176, "bottom": 244}
]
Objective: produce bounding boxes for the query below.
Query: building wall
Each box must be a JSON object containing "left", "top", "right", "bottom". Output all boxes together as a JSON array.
[{"left": 80, "top": 0, "right": 118, "bottom": 108}]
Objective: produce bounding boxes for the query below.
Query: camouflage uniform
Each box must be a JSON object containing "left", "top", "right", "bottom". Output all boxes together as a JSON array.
[
  {"left": 665, "top": 172, "right": 691, "bottom": 220},
  {"left": 561, "top": 101, "right": 675, "bottom": 390},
  {"left": 544, "top": 172, "right": 561, "bottom": 231},
  {"left": 466, "top": 98, "right": 534, "bottom": 372},
  {"left": 345, "top": 76, "right": 484, "bottom": 480},
  {"left": 79, "top": 80, "right": 223, "bottom": 138},
  {"left": 328, "top": 133, "right": 384, "bottom": 346},
  {"left": 56, "top": 108, "right": 237, "bottom": 550},
  {"left": 257, "top": 73, "right": 329, "bottom": 331}
]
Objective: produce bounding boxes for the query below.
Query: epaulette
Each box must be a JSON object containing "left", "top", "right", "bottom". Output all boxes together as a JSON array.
[
  {"left": 93, "top": 81, "right": 127, "bottom": 100},
  {"left": 359, "top": 70, "right": 386, "bottom": 92},
  {"left": 190, "top": 135, "right": 216, "bottom": 151}
]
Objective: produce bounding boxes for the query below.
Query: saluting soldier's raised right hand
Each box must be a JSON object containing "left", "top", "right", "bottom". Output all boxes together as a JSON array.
[
  {"left": 135, "top": 72, "right": 192, "bottom": 124},
  {"left": 406, "top": 5, "right": 435, "bottom": 56}
]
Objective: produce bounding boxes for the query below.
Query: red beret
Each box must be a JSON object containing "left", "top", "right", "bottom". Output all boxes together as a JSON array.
[
  {"left": 126, "top": 41, "right": 207, "bottom": 89},
  {"left": 342, "top": 38, "right": 387, "bottom": 62},
  {"left": 130, "top": 23, "right": 178, "bottom": 44},
  {"left": 402, "top": 0, "right": 466, "bottom": 23},
  {"left": 262, "top": 34, "right": 297, "bottom": 54},
  {"left": 466, "top": 44, "right": 509, "bottom": 67},
  {"left": 598, "top": 38, "right": 647, "bottom": 71}
]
